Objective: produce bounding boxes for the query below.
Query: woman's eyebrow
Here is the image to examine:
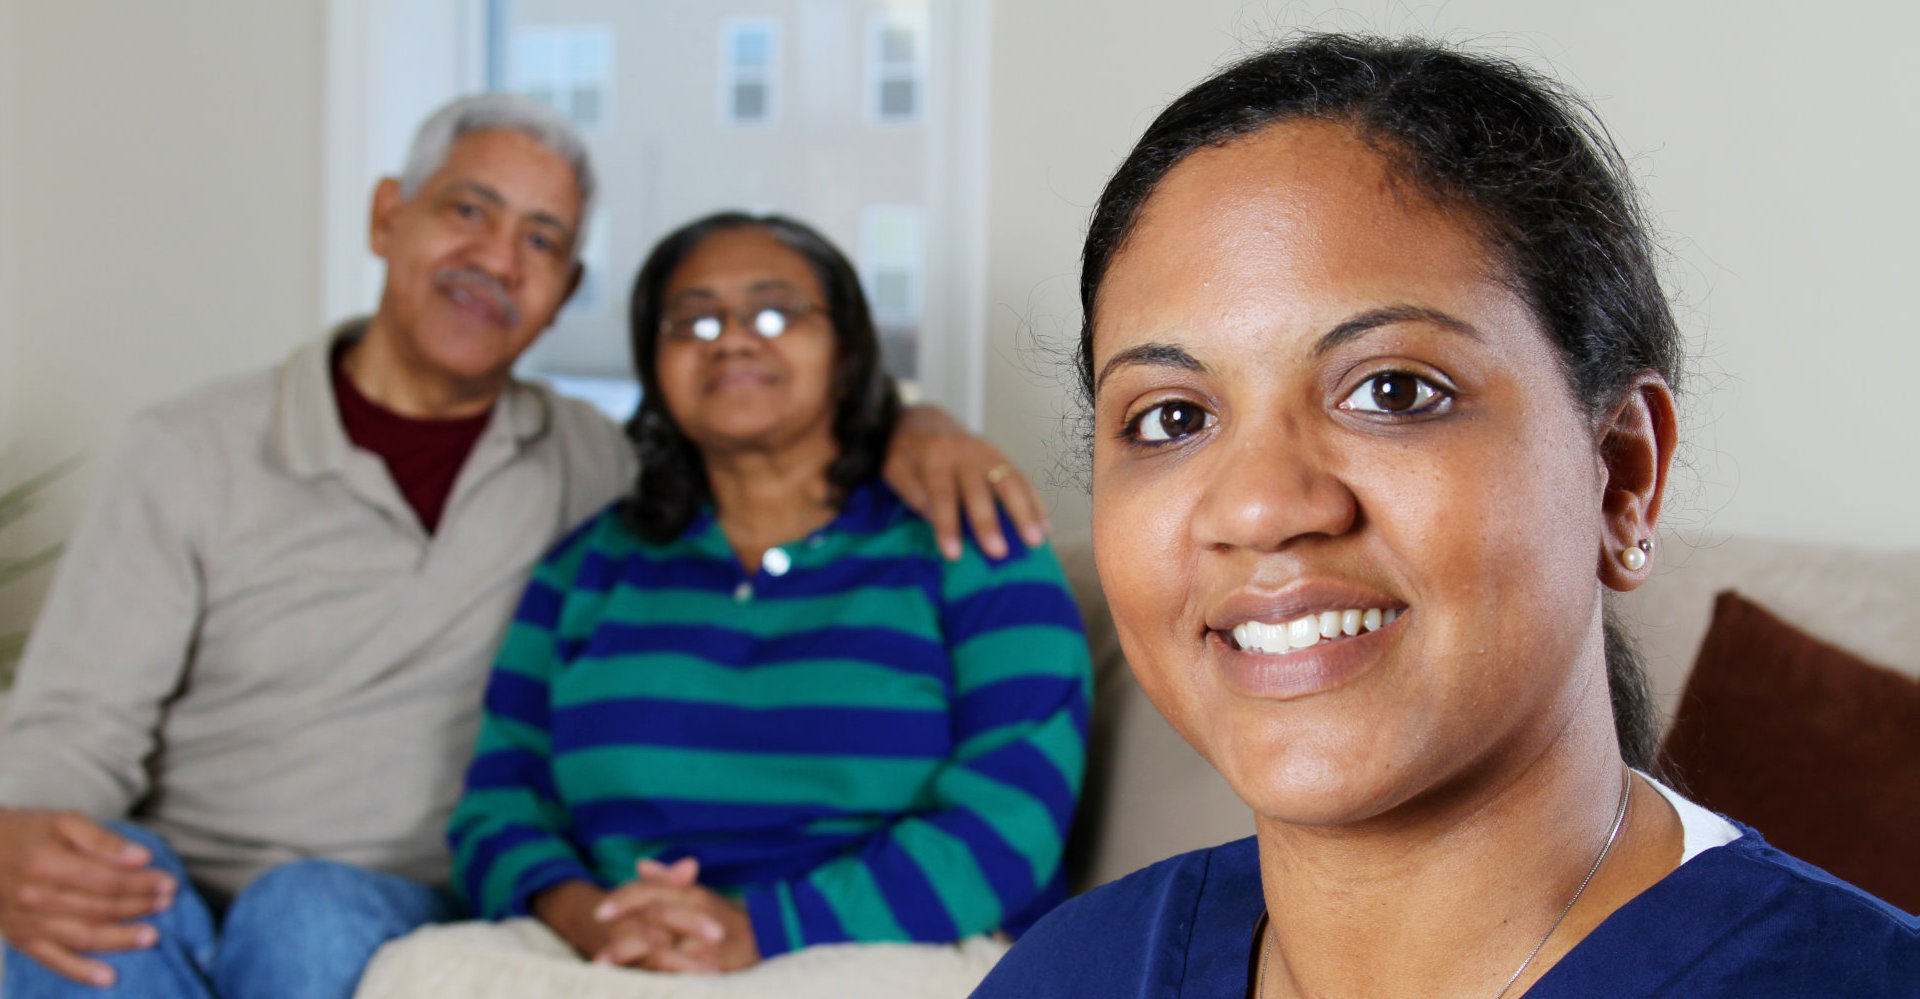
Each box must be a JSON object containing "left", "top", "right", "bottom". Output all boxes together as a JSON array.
[
  {"left": 1314, "top": 305, "right": 1484, "bottom": 355},
  {"left": 1095, "top": 342, "right": 1207, "bottom": 392}
]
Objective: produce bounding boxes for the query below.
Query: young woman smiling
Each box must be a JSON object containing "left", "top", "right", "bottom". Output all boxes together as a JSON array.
[{"left": 972, "top": 34, "right": 1916, "bottom": 999}]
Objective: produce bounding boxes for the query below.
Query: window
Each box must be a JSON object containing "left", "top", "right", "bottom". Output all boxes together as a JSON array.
[
  {"left": 507, "top": 24, "right": 613, "bottom": 130},
  {"left": 329, "top": 1, "right": 990, "bottom": 424},
  {"left": 867, "top": 12, "right": 926, "bottom": 125},
  {"left": 720, "top": 18, "right": 780, "bottom": 127}
]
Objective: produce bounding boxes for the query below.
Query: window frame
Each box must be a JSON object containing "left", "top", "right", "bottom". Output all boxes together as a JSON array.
[{"left": 323, "top": 0, "right": 992, "bottom": 425}]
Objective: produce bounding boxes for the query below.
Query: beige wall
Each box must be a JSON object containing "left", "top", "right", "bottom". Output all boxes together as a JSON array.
[
  {"left": 0, "top": 0, "right": 324, "bottom": 625},
  {"left": 0, "top": 1, "right": 1914, "bottom": 638},
  {"left": 0, "top": 0, "right": 18, "bottom": 447},
  {"left": 986, "top": 0, "right": 1920, "bottom": 548}
]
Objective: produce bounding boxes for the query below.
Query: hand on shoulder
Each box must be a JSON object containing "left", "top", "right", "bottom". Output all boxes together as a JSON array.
[{"left": 884, "top": 404, "right": 1049, "bottom": 561}]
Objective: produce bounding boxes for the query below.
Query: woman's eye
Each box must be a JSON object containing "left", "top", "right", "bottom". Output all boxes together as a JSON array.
[
  {"left": 1340, "top": 372, "right": 1449, "bottom": 415},
  {"left": 1129, "top": 401, "right": 1215, "bottom": 443}
]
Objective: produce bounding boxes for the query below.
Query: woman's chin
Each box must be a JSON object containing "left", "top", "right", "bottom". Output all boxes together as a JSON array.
[{"left": 1207, "top": 731, "right": 1428, "bottom": 830}]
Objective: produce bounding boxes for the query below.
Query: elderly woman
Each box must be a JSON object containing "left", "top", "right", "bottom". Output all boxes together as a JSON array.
[
  {"left": 443, "top": 212, "right": 1090, "bottom": 977},
  {"left": 973, "top": 34, "right": 1916, "bottom": 999}
]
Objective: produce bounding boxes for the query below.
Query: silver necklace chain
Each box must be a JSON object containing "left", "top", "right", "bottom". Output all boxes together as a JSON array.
[
  {"left": 1254, "top": 767, "right": 1634, "bottom": 999},
  {"left": 1493, "top": 767, "right": 1633, "bottom": 998}
]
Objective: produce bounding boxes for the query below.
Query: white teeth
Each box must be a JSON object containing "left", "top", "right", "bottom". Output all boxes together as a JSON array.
[
  {"left": 1230, "top": 607, "right": 1402, "bottom": 654},
  {"left": 1243, "top": 621, "right": 1280, "bottom": 651},
  {"left": 1287, "top": 617, "right": 1320, "bottom": 649},
  {"left": 1317, "top": 611, "right": 1342, "bottom": 639}
]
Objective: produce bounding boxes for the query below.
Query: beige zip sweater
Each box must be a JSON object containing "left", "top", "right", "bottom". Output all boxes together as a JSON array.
[{"left": 0, "top": 327, "right": 633, "bottom": 898}]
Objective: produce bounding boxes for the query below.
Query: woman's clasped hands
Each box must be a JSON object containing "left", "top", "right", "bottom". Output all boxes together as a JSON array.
[{"left": 540, "top": 858, "right": 760, "bottom": 974}]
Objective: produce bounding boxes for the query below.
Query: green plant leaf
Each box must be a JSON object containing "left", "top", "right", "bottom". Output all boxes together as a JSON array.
[
  {"left": 0, "top": 631, "right": 24, "bottom": 674},
  {"left": 0, "top": 457, "right": 79, "bottom": 535},
  {"left": 0, "top": 545, "right": 62, "bottom": 590}
]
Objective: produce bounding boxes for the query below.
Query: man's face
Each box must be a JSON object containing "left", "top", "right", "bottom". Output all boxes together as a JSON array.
[{"left": 368, "top": 127, "right": 583, "bottom": 393}]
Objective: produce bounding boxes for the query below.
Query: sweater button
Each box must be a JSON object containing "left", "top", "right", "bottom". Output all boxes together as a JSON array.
[
  {"left": 733, "top": 581, "right": 753, "bottom": 602},
  {"left": 762, "top": 547, "right": 791, "bottom": 576}
]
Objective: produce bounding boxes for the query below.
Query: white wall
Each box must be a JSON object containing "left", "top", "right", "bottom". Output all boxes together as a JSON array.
[
  {"left": 985, "top": 0, "right": 1920, "bottom": 548},
  {"left": 0, "top": 1, "right": 1913, "bottom": 640}
]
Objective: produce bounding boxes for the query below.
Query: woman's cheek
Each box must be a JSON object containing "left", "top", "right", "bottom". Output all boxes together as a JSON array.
[{"left": 1095, "top": 459, "right": 1196, "bottom": 657}]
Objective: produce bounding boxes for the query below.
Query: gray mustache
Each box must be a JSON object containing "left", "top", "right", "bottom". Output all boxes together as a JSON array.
[{"left": 433, "top": 268, "right": 522, "bottom": 328}]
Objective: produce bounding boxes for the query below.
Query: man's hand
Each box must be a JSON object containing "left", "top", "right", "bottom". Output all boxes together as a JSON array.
[
  {"left": 591, "top": 858, "right": 759, "bottom": 973},
  {"left": 0, "top": 809, "right": 175, "bottom": 987},
  {"left": 884, "top": 405, "right": 1049, "bottom": 561}
]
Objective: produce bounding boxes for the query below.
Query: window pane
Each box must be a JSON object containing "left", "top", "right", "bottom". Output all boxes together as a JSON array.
[
  {"left": 869, "top": 213, "right": 918, "bottom": 258},
  {"left": 881, "top": 25, "right": 916, "bottom": 64},
  {"left": 879, "top": 330, "right": 918, "bottom": 382},
  {"left": 732, "top": 29, "right": 769, "bottom": 68},
  {"left": 567, "top": 31, "right": 610, "bottom": 78},
  {"left": 733, "top": 82, "right": 766, "bottom": 121},
  {"left": 570, "top": 87, "right": 601, "bottom": 126},
  {"left": 514, "top": 29, "right": 557, "bottom": 86},
  {"left": 879, "top": 80, "right": 916, "bottom": 119},
  {"left": 872, "top": 270, "right": 912, "bottom": 313}
]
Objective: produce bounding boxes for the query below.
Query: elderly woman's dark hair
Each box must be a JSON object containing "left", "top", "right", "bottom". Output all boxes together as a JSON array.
[
  {"left": 1080, "top": 34, "right": 1681, "bottom": 772},
  {"left": 623, "top": 211, "right": 900, "bottom": 543}
]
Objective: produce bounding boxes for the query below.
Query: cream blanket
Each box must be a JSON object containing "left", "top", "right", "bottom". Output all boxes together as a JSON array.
[{"left": 354, "top": 920, "right": 1009, "bottom": 999}]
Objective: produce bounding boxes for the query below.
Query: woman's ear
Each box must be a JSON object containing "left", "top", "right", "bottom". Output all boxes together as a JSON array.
[{"left": 1596, "top": 372, "right": 1678, "bottom": 592}]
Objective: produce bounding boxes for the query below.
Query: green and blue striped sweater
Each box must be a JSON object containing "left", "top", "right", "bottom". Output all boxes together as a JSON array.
[{"left": 448, "top": 480, "right": 1092, "bottom": 956}]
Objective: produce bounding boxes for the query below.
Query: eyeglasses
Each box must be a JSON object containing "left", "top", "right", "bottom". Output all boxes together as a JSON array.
[{"left": 660, "top": 300, "right": 823, "bottom": 342}]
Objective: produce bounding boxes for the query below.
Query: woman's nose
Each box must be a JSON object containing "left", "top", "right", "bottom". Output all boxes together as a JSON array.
[
  {"left": 1189, "top": 417, "right": 1358, "bottom": 553},
  {"left": 706, "top": 310, "right": 768, "bottom": 350}
]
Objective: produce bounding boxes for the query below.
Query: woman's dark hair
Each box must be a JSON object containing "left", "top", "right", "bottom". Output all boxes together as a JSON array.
[
  {"left": 622, "top": 211, "right": 900, "bottom": 543},
  {"left": 1081, "top": 34, "right": 1679, "bottom": 772}
]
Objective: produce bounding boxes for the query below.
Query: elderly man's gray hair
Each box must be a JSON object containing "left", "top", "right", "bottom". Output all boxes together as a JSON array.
[{"left": 399, "top": 93, "right": 597, "bottom": 251}]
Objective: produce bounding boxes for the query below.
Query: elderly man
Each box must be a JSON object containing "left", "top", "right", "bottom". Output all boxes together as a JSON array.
[{"left": 0, "top": 95, "right": 1042, "bottom": 999}]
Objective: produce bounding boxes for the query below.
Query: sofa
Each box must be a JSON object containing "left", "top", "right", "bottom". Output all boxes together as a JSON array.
[
  {"left": 3, "top": 532, "right": 1913, "bottom": 992},
  {"left": 352, "top": 530, "right": 1920, "bottom": 998}
]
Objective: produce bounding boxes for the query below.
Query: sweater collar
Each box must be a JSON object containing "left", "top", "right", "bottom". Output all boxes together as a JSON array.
[{"left": 272, "top": 317, "right": 552, "bottom": 478}]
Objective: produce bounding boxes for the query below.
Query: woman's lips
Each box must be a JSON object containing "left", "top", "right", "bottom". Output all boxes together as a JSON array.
[
  {"left": 706, "top": 365, "right": 776, "bottom": 391},
  {"left": 1228, "top": 606, "right": 1400, "bottom": 653},
  {"left": 1208, "top": 607, "right": 1408, "bottom": 700}
]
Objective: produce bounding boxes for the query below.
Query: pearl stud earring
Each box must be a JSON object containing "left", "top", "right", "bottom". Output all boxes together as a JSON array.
[{"left": 1620, "top": 539, "right": 1653, "bottom": 571}]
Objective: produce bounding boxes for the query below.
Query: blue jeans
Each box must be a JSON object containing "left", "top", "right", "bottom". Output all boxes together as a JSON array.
[{"left": 2, "top": 824, "right": 458, "bottom": 999}]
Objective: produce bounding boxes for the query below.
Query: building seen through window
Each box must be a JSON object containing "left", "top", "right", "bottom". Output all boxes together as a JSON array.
[
  {"left": 482, "top": 0, "right": 976, "bottom": 420},
  {"left": 721, "top": 18, "right": 780, "bottom": 127},
  {"left": 868, "top": 11, "right": 926, "bottom": 124}
]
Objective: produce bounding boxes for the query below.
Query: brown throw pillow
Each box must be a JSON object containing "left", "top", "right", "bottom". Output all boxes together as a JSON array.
[{"left": 1661, "top": 590, "right": 1920, "bottom": 913}]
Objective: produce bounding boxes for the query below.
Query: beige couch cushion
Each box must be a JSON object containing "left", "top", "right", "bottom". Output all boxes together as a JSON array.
[
  {"left": 1613, "top": 534, "right": 1920, "bottom": 727},
  {"left": 1056, "top": 536, "right": 1249, "bottom": 892}
]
